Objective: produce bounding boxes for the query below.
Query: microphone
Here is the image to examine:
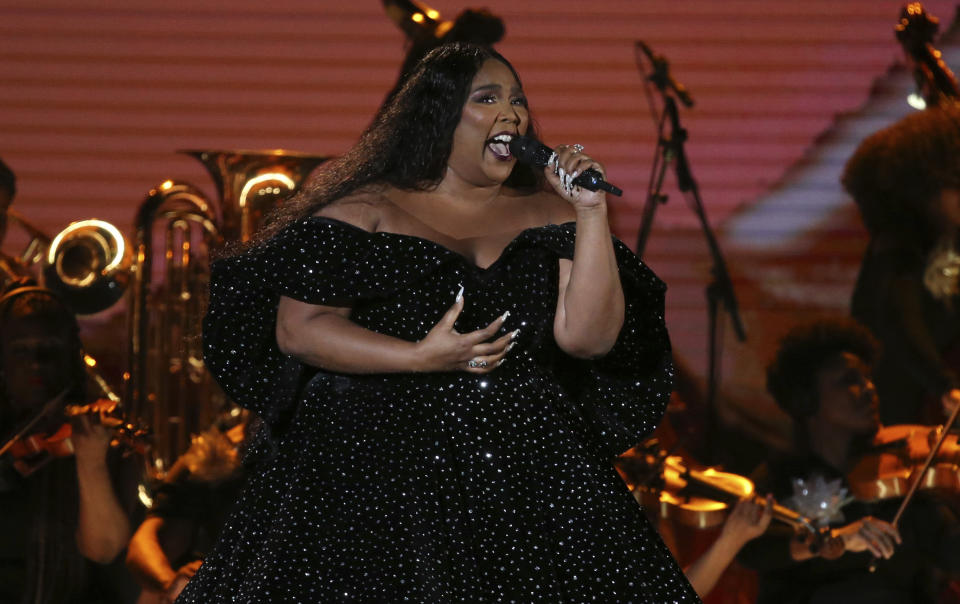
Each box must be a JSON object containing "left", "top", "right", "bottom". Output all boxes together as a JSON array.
[
  {"left": 635, "top": 40, "right": 694, "bottom": 108},
  {"left": 508, "top": 136, "right": 623, "bottom": 197}
]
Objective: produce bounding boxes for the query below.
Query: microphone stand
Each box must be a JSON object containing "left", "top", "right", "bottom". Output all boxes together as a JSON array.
[
  {"left": 634, "top": 45, "right": 747, "bottom": 461},
  {"left": 666, "top": 93, "right": 747, "bottom": 462},
  {"left": 635, "top": 98, "right": 672, "bottom": 258},
  {"left": 635, "top": 44, "right": 674, "bottom": 258}
]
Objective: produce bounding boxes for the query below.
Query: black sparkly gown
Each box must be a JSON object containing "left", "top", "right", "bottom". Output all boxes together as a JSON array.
[{"left": 178, "top": 217, "right": 698, "bottom": 603}]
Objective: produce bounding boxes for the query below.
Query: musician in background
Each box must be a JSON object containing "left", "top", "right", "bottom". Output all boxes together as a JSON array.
[
  {"left": 383, "top": 6, "right": 505, "bottom": 105},
  {"left": 844, "top": 105, "right": 960, "bottom": 425},
  {"left": 0, "top": 157, "right": 13, "bottom": 249},
  {"left": 0, "top": 281, "right": 141, "bottom": 604},
  {"left": 739, "top": 319, "right": 960, "bottom": 603},
  {"left": 126, "top": 412, "right": 251, "bottom": 604}
]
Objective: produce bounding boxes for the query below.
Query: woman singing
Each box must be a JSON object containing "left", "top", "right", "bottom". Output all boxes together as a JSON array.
[{"left": 180, "top": 43, "right": 697, "bottom": 602}]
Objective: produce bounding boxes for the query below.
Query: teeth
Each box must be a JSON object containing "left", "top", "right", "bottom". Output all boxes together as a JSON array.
[{"left": 493, "top": 134, "right": 512, "bottom": 143}]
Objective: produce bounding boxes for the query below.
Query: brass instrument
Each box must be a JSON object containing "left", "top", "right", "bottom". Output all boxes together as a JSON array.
[
  {"left": 1, "top": 211, "right": 121, "bottom": 403},
  {"left": 1, "top": 210, "right": 50, "bottom": 283},
  {"left": 3, "top": 149, "right": 328, "bottom": 477},
  {"left": 184, "top": 149, "right": 328, "bottom": 242},
  {"left": 128, "top": 180, "right": 222, "bottom": 474},
  {"left": 130, "top": 150, "right": 327, "bottom": 475},
  {"left": 43, "top": 219, "right": 131, "bottom": 314}
]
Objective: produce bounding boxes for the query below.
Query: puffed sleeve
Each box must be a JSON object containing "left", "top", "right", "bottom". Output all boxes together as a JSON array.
[
  {"left": 523, "top": 223, "right": 674, "bottom": 457},
  {"left": 202, "top": 217, "right": 452, "bottom": 427}
]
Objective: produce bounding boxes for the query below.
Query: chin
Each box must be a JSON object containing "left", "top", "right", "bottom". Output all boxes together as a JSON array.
[{"left": 858, "top": 420, "right": 880, "bottom": 437}]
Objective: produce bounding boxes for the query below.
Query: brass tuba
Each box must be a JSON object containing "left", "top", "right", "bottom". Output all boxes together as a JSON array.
[
  {"left": 129, "top": 150, "right": 328, "bottom": 475},
  {"left": 5, "top": 149, "right": 327, "bottom": 477},
  {"left": 127, "top": 180, "right": 222, "bottom": 475}
]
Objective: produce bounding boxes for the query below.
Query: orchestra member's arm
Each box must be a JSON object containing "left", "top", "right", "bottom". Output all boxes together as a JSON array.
[{"left": 73, "top": 415, "right": 131, "bottom": 564}]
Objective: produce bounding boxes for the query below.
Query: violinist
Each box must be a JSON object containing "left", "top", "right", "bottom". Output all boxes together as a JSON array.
[
  {"left": 845, "top": 104, "right": 960, "bottom": 425},
  {"left": 0, "top": 280, "right": 142, "bottom": 604},
  {"left": 739, "top": 319, "right": 960, "bottom": 603}
]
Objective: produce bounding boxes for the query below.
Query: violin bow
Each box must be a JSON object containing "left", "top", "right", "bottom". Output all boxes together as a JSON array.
[
  {"left": 868, "top": 394, "right": 960, "bottom": 571},
  {"left": 0, "top": 387, "right": 71, "bottom": 457}
]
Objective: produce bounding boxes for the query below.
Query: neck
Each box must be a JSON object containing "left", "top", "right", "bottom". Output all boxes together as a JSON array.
[
  {"left": 434, "top": 168, "right": 504, "bottom": 208},
  {"left": 807, "top": 422, "right": 858, "bottom": 473}
]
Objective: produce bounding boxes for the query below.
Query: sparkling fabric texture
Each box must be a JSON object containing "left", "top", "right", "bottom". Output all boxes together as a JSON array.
[{"left": 178, "top": 217, "right": 698, "bottom": 603}]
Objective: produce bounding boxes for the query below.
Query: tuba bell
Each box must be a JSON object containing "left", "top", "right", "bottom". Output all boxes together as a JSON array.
[{"left": 183, "top": 149, "right": 329, "bottom": 242}]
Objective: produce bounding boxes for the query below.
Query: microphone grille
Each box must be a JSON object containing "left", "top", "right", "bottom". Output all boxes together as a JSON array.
[{"left": 508, "top": 135, "right": 546, "bottom": 166}]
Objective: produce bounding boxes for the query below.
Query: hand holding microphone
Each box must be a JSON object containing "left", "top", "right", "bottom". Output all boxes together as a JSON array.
[{"left": 508, "top": 136, "right": 623, "bottom": 197}]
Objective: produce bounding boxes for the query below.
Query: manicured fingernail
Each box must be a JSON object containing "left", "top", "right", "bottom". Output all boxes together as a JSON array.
[
  {"left": 571, "top": 170, "right": 580, "bottom": 178},
  {"left": 511, "top": 329, "right": 520, "bottom": 340},
  {"left": 497, "top": 358, "right": 506, "bottom": 367},
  {"left": 456, "top": 284, "right": 464, "bottom": 302},
  {"left": 500, "top": 310, "right": 510, "bottom": 322},
  {"left": 506, "top": 341, "right": 516, "bottom": 352}
]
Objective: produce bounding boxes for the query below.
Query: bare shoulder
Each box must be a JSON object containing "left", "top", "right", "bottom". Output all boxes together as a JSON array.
[
  {"left": 311, "top": 187, "right": 386, "bottom": 232},
  {"left": 504, "top": 187, "right": 576, "bottom": 226}
]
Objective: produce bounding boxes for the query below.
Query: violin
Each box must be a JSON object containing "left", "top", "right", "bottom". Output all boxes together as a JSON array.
[
  {"left": 0, "top": 392, "right": 150, "bottom": 477},
  {"left": 850, "top": 398, "right": 960, "bottom": 571},
  {"left": 847, "top": 423, "right": 960, "bottom": 502},
  {"left": 615, "top": 442, "right": 819, "bottom": 535}
]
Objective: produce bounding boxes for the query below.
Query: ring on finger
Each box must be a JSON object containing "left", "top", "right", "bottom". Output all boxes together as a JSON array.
[
  {"left": 467, "top": 358, "right": 488, "bottom": 369},
  {"left": 572, "top": 143, "right": 584, "bottom": 153}
]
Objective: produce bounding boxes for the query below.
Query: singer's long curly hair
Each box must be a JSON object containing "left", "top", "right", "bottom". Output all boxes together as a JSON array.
[
  {"left": 842, "top": 104, "right": 960, "bottom": 252},
  {"left": 243, "top": 42, "right": 544, "bottom": 253}
]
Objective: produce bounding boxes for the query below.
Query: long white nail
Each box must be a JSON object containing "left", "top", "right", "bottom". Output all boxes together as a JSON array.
[
  {"left": 455, "top": 284, "right": 464, "bottom": 303},
  {"left": 500, "top": 310, "right": 510, "bottom": 322},
  {"left": 506, "top": 341, "right": 516, "bottom": 352},
  {"left": 510, "top": 329, "right": 520, "bottom": 340}
]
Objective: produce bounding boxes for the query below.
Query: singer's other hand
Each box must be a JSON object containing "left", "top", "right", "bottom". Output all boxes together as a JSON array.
[{"left": 544, "top": 144, "right": 607, "bottom": 210}]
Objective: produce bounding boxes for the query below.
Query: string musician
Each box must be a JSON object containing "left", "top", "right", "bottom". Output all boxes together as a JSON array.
[
  {"left": 0, "top": 281, "right": 142, "bottom": 604},
  {"left": 845, "top": 105, "right": 960, "bottom": 426},
  {"left": 738, "top": 319, "right": 960, "bottom": 603}
]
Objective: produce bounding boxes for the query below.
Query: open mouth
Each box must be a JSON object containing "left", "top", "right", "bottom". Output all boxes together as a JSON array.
[{"left": 485, "top": 133, "right": 513, "bottom": 161}]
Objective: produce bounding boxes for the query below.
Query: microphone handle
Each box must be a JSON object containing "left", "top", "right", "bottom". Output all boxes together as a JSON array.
[{"left": 574, "top": 169, "right": 623, "bottom": 196}]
